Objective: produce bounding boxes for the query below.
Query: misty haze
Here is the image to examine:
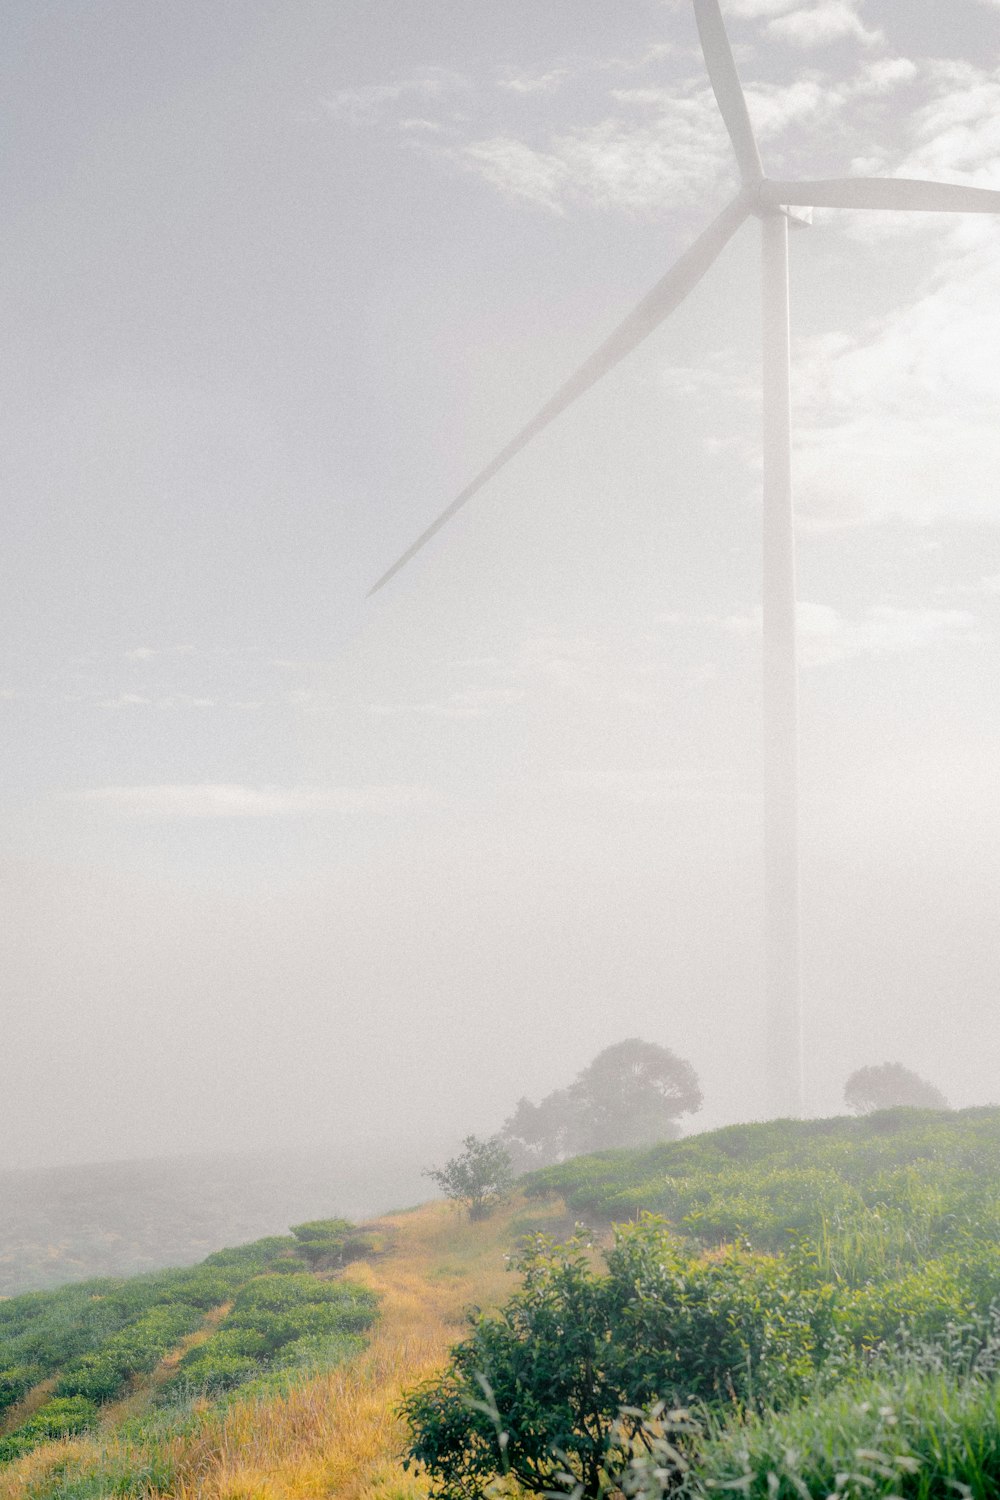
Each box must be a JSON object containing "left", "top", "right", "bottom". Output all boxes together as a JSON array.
[
  {"left": 4, "top": 0, "right": 998, "bottom": 1189},
  {"left": 2, "top": 2, "right": 1000, "bottom": 1495}
]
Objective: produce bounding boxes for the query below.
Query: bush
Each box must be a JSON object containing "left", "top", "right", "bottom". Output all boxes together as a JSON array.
[
  {"left": 402, "top": 1219, "right": 830, "bottom": 1500},
  {"left": 289, "top": 1219, "right": 376, "bottom": 1268},
  {"left": 165, "top": 1273, "right": 378, "bottom": 1397},
  {"left": 0, "top": 1364, "right": 41, "bottom": 1415},
  {"left": 55, "top": 1302, "right": 206, "bottom": 1403},
  {"left": 0, "top": 1396, "right": 98, "bottom": 1463},
  {"left": 173, "top": 1347, "right": 264, "bottom": 1393},
  {"left": 425, "top": 1136, "right": 514, "bottom": 1221}
]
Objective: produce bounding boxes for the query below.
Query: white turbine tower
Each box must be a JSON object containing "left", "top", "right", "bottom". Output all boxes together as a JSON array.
[{"left": 370, "top": 0, "right": 1000, "bottom": 1119}]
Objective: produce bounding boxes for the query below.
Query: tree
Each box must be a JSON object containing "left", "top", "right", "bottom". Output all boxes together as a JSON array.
[
  {"left": 843, "top": 1062, "right": 949, "bottom": 1114},
  {"left": 424, "top": 1135, "right": 514, "bottom": 1221},
  {"left": 401, "top": 1221, "right": 821, "bottom": 1500},
  {"left": 498, "top": 1088, "right": 583, "bottom": 1173},
  {"left": 501, "top": 1038, "right": 702, "bottom": 1169},
  {"left": 569, "top": 1038, "right": 702, "bottom": 1153}
]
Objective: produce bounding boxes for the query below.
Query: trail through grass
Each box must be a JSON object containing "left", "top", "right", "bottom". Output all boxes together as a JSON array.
[{"left": 0, "top": 1196, "right": 563, "bottom": 1500}]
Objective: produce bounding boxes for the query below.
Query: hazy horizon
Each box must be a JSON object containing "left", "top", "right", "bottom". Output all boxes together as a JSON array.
[{"left": 3, "top": 0, "right": 999, "bottom": 1173}]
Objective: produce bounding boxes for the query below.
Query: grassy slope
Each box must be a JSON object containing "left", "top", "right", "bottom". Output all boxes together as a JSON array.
[
  {"left": 4, "top": 1109, "right": 999, "bottom": 1500},
  {"left": 0, "top": 1196, "right": 567, "bottom": 1500}
]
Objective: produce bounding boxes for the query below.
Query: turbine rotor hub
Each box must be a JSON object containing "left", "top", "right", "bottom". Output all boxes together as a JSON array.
[{"left": 753, "top": 177, "right": 813, "bottom": 227}]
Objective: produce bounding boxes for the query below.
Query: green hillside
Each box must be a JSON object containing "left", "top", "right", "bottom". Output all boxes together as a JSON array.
[
  {"left": 523, "top": 1105, "right": 1000, "bottom": 1255},
  {"left": 0, "top": 1220, "right": 378, "bottom": 1482},
  {"left": 410, "top": 1107, "right": 1000, "bottom": 1500},
  {"left": 1, "top": 1109, "right": 999, "bottom": 1500}
]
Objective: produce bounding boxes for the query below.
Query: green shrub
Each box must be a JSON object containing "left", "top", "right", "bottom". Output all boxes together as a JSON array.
[
  {"left": 402, "top": 1219, "right": 831, "bottom": 1500},
  {"left": 0, "top": 1363, "right": 42, "bottom": 1414},
  {"left": 164, "top": 1273, "right": 377, "bottom": 1397},
  {"left": 0, "top": 1396, "right": 98, "bottom": 1462},
  {"left": 55, "top": 1301, "right": 206, "bottom": 1403},
  {"left": 202, "top": 1237, "right": 297, "bottom": 1270},
  {"left": 172, "top": 1347, "right": 264, "bottom": 1393},
  {"left": 289, "top": 1219, "right": 376, "bottom": 1268}
]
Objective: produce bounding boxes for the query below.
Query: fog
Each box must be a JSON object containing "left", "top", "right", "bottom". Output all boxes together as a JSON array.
[{"left": 3, "top": 0, "right": 999, "bottom": 1176}]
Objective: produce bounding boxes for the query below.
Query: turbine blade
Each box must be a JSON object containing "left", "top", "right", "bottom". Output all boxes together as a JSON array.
[
  {"left": 761, "top": 176, "right": 1000, "bottom": 214},
  {"left": 368, "top": 190, "right": 751, "bottom": 596},
  {"left": 692, "top": 0, "right": 763, "bottom": 183}
]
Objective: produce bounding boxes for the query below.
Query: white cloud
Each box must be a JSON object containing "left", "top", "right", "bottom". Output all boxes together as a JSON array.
[
  {"left": 723, "top": 0, "right": 800, "bottom": 17},
  {"left": 717, "top": 602, "right": 979, "bottom": 665},
  {"left": 498, "top": 68, "right": 568, "bottom": 95},
  {"left": 98, "top": 692, "right": 152, "bottom": 708},
  {"left": 399, "top": 117, "right": 444, "bottom": 134},
  {"left": 563, "top": 766, "right": 747, "bottom": 806},
  {"left": 901, "top": 62, "right": 1000, "bottom": 182},
  {"left": 462, "top": 86, "right": 730, "bottom": 214},
  {"left": 69, "top": 784, "right": 432, "bottom": 818},
  {"left": 857, "top": 57, "right": 918, "bottom": 93},
  {"left": 947, "top": 571, "right": 1000, "bottom": 598},
  {"left": 463, "top": 137, "right": 573, "bottom": 214},
  {"left": 766, "top": 3, "right": 884, "bottom": 49},
  {"left": 370, "top": 687, "right": 524, "bottom": 719},
  {"left": 321, "top": 68, "right": 468, "bottom": 122},
  {"left": 790, "top": 239, "right": 1000, "bottom": 527},
  {"left": 799, "top": 602, "right": 978, "bottom": 664}
]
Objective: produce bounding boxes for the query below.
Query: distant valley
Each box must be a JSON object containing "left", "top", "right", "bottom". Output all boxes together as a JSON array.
[{"left": 0, "top": 1143, "right": 439, "bottom": 1295}]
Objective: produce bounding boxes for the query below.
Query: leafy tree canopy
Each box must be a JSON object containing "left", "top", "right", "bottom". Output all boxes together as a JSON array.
[
  {"left": 843, "top": 1062, "right": 949, "bottom": 1115},
  {"left": 424, "top": 1136, "right": 514, "bottom": 1221},
  {"left": 501, "top": 1038, "right": 702, "bottom": 1170}
]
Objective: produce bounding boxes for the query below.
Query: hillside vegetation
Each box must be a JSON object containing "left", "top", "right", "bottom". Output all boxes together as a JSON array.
[
  {"left": 0, "top": 1109, "right": 997, "bottom": 1498},
  {"left": 0, "top": 1194, "right": 568, "bottom": 1500},
  {"left": 406, "top": 1106, "right": 1000, "bottom": 1499}
]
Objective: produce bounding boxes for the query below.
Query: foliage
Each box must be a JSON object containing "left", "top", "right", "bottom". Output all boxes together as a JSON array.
[
  {"left": 55, "top": 1302, "right": 205, "bottom": 1400},
  {"left": 0, "top": 1365, "right": 42, "bottom": 1417},
  {"left": 523, "top": 1108, "right": 1000, "bottom": 1260},
  {"left": 289, "top": 1218, "right": 378, "bottom": 1267},
  {"left": 425, "top": 1136, "right": 515, "bottom": 1221},
  {"left": 0, "top": 1219, "right": 378, "bottom": 1469},
  {"left": 0, "top": 1397, "right": 98, "bottom": 1462},
  {"left": 501, "top": 1039, "right": 702, "bottom": 1170},
  {"left": 169, "top": 1272, "right": 378, "bottom": 1395},
  {"left": 844, "top": 1062, "right": 949, "bottom": 1115},
  {"left": 687, "top": 1363, "right": 1000, "bottom": 1499},
  {"left": 407, "top": 1111, "right": 1000, "bottom": 1500},
  {"left": 401, "top": 1219, "right": 830, "bottom": 1500}
]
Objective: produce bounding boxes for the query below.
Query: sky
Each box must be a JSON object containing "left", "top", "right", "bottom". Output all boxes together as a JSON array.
[{"left": 3, "top": 0, "right": 1000, "bottom": 1170}]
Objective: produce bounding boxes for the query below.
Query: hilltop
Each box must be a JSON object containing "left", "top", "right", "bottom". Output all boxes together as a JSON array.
[{"left": 0, "top": 1107, "right": 998, "bottom": 1499}]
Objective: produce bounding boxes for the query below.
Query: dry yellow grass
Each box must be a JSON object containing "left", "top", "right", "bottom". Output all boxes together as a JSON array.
[
  {"left": 162, "top": 1198, "right": 547, "bottom": 1500},
  {"left": 0, "top": 1194, "right": 567, "bottom": 1500},
  {"left": 0, "top": 1378, "right": 57, "bottom": 1441}
]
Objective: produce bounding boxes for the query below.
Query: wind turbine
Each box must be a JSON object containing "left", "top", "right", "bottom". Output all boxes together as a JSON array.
[{"left": 369, "top": 0, "right": 1000, "bottom": 1118}]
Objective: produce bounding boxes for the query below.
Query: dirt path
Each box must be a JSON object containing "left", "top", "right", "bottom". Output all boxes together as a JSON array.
[
  {"left": 161, "top": 1195, "right": 572, "bottom": 1500},
  {"left": 0, "top": 1195, "right": 567, "bottom": 1500}
]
